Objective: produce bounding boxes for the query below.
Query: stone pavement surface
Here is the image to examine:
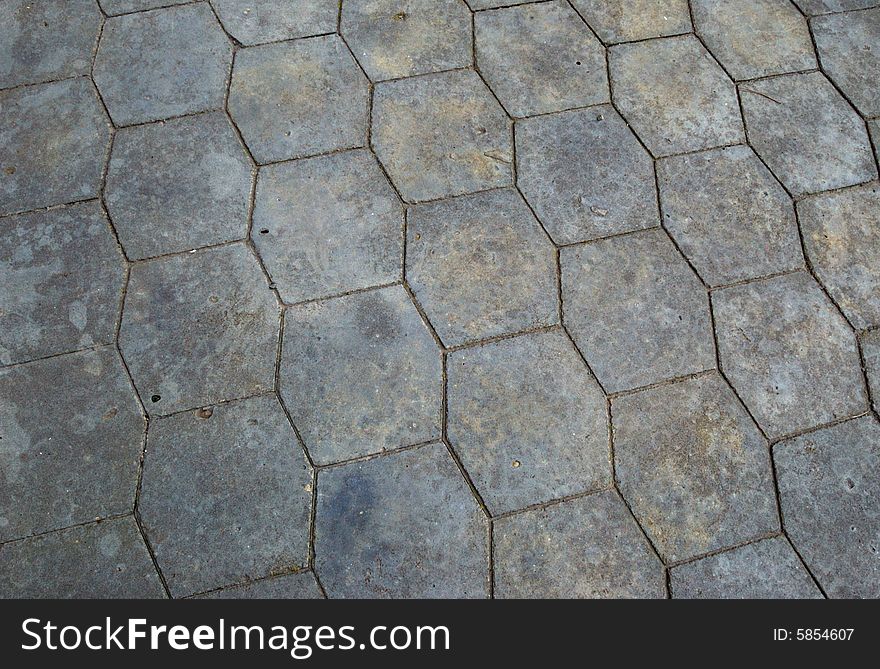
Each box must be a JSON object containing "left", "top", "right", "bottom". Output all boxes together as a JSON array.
[{"left": 0, "top": 0, "right": 879, "bottom": 600}]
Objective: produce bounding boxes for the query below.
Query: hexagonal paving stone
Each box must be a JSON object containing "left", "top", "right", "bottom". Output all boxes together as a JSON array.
[
  {"left": 798, "top": 183, "right": 880, "bottom": 330},
  {"left": 775, "top": 416, "right": 880, "bottom": 598},
  {"left": 201, "top": 572, "right": 323, "bottom": 600},
  {"left": 570, "top": 0, "right": 692, "bottom": 43},
  {"left": 253, "top": 149, "right": 403, "bottom": 304},
  {"left": 0, "top": 517, "right": 165, "bottom": 599},
  {"left": 613, "top": 373, "right": 779, "bottom": 563},
  {"left": 609, "top": 35, "right": 745, "bottom": 157},
  {"left": 406, "top": 189, "right": 558, "bottom": 348},
  {"left": 447, "top": 330, "right": 610, "bottom": 516},
  {"left": 228, "top": 35, "right": 369, "bottom": 164},
  {"left": 494, "top": 490, "right": 664, "bottom": 598},
  {"left": 315, "top": 443, "right": 488, "bottom": 598},
  {"left": 561, "top": 228, "right": 715, "bottom": 393},
  {"left": 691, "top": 0, "right": 816, "bottom": 81},
  {"left": 100, "top": 0, "right": 190, "bottom": 14},
  {"left": 119, "top": 243, "right": 279, "bottom": 415},
  {"left": 0, "top": 202, "right": 126, "bottom": 365},
  {"left": 516, "top": 106, "right": 657, "bottom": 245},
  {"left": 862, "top": 329, "right": 880, "bottom": 413},
  {"left": 0, "top": 348, "right": 143, "bottom": 543},
  {"left": 713, "top": 271, "right": 866, "bottom": 439},
  {"left": 372, "top": 69, "right": 512, "bottom": 202},
  {"left": 140, "top": 395, "right": 312, "bottom": 597},
  {"left": 0, "top": 0, "right": 102, "bottom": 89},
  {"left": 0, "top": 78, "right": 110, "bottom": 216},
  {"left": 670, "top": 537, "right": 822, "bottom": 599},
  {"left": 280, "top": 285, "right": 441, "bottom": 465},
  {"left": 93, "top": 4, "right": 232, "bottom": 126},
  {"left": 212, "top": 0, "right": 339, "bottom": 46},
  {"left": 474, "top": 0, "right": 609, "bottom": 118},
  {"left": 739, "top": 72, "right": 877, "bottom": 196},
  {"left": 106, "top": 112, "right": 253, "bottom": 261},
  {"left": 657, "top": 145, "right": 803, "bottom": 287},
  {"left": 793, "top": 0, "right": 880, "bottom": 14},
  {"left": 813, "top": 8, "right": 880, "bottom": 118},
  {"left": 341, "top": 0, "right": 471, "bottom": 82}
]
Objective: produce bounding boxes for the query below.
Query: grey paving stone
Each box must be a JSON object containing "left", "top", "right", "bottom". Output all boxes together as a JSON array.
[
  {"left": 813, "top": 8, "right": 880, "bottom": 118},
  {"left": 372, "top": 69, "right": 512, "bottom": 202},
  {"left": 140, "top": 395, "right": 311, "bottom": 598},
  {"left": 798, "top": 183, "right": 880, "bottom": 330},
  {"left": 870, "top": 119, "right": 880, "bottom": 165},
  {"left": 775, "top": 416, "right": 880, "bottom": 598},
  {"left": 201, "top": 571, "right": 324, "bottom": 599},
  {"left": 494, "top": 490, "right": 664, "bottom": 598},
  {"left": 610, "top": 35, "right": 745, "bottom": 157},
  {"left": 119, "top": 243, "right": 279, "bottom": 415},
  {"left": 253, "top": 149, "right": 403, "bottom": 305},
  {"left": 740, "top": 72, "right": 877, "bottom": 196},
  {"left": 0, "top": 517, "right": 165, "bottom": 599},
  {"left": 93, "top": 4, "right": 232, "bottom": 126},
  {"left": 341, "top": 0, "right": 472, "bottom": 82},
  {"left": 691, "top": 0, "right": 816, "bottom": 81},
  {"left": 713, "top": 271, "right": 866, "bottom": 440},
  {"left": 0, "top": 0, "right": 102, "bottom": 89},
  {"left": 670, "top": 537, "right": 822, "bottom": 599},
  {"left": 0, "top": 202, "right": 126, "bottom": 365},
  {"left": 100, "top": 0, "right": 190, "bottom": 14},
  {"left": 447, "top": 330, "right": 610, "bottom": 516},
  {"left": 211, "top": 0, "right": 339, "bottom": 46},
  {"left": 516, "top": 106, "right": 657, "bottom": 245},
  {"left": 106, "top": 112, "right": 253, "bottom": 261},
  {"left": 228, "top": 36, "right": 369, "bottom": 164},
  {"left": 793, "top": 0, "right": 880, "bottom": 16},
  {"left": 570, "top": 0, "right": 692, "bottom": 44},
  {"left": 0, "top": 348, "right": 143, "bottom": 543},
  {"left": 280, "top": 286, "right": 441, "bottom": 465},
  {"left": 614, "top": 373, "right": 779, "bottom": 563},
  {"left": 315, "top": 443, "right": 488, "bottom": 598},
  {"left": 657, "top": 145, "right": 803, "bottom": 287},
  {"left": 467, "top": 0, "right": 533, "bottom": 8},
  {"left": 862, "top": 329, "right": 880, "bottom": 413},
  {"left": 474, "top": 1, "right": 609, "bottom": 118},
  {"left": 0, "top": 78, "right": 110, "bottom": 216},
  {"left": 561, "top": 228, "right": 715, "bottom": 393},
  {"left": 406, "top": 189, "right": 558, "bottom": 348}
]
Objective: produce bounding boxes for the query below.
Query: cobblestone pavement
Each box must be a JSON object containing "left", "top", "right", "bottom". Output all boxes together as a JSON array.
[{"left": 1, "top": 0, "right": 879, "bottom": 600}]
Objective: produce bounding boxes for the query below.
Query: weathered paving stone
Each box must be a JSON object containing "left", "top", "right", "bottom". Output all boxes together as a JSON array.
[
  {"left": 794, "top": 1, "right": 880, "bottom": 14},
  {"left": 212, "top": 0, "right": 339, "bottom": 46},
  {"left": 447, "top": 331, "right": 610, "bottom": 515},
  {"left": 0, "top": 202, "right": 126, "bottom": 365},
  {"left": 201, "top": 572, "right": 324, "bottom": 600},
  {"left": 0, "top": 78, "right": 110, "bottom": 216},
  {"left": 561, "top": 228, "right": 714, "bottom": 393},
  {"left": 569, "top": 0, "right": 692, "bottom": 44},
  {"left": 870, "top": 119, "right": 880, "bottom": 165},
  {"left": 0, "top": 517, "right": 165, "bottom": 599},
  {"left": 372, "top": 70, "right": 512, "bottom": 202},
  {"left": 0, "top": 0, "right": 102, "bottom": 89},
  {"left": 614, "top": 373, "right": 779, "bottom": 563},
  {"left": 406, "top": 189, "right": 558, "bottom": 348},
  {"left": 691, "top": 0, "right": 816, "bottom": 81},
  {"left": 280, "top": 286, "right": 441, "bottom": 465},
  {"left": 467, "top": 0, "right": 533, "bottom": 8},
  {"left": 315, "top": 443, "right": 488, "bottom": 598},
  {"left": 140, "top": 395, "right": 312, "bottom": 597},
  {"left": 253, "top": 149, "right": 403, "bottom": 305},
  {"left": 516, "top": 106, "right": 657, "bottom": 245},
  {"left": 813, "top": 8, "right": 880, "bottom": 118},
  {"left": 0, "top": 348, "right": 143, "bottom": 543},
  {"left": 862, "top": 329, "right": 880, "bottom": 413},
  {"left": 119, "top": 244, "right": 279, "bottom": 415},
  {"left": 228, "top": 36, "right": 369, "bottom": 164},
  {"left": 474, "top": 1, "right": 609, "bottom": 118},
  {"left": 341, "top": 0, "right": 471, "bottom": 82},
  {"left": 100, "top": 0, "right": 190, "bottom": 14},
  {"left": 798, "top": 183, "right": 880, "bottom": 330},
  {"left": 610, "top": 35, "right": 745, "bottom": 157},
  {"left": 106, "top": 112, "right": 253, "bottom": 261},
  {"left": 739, "top": 72, "right": 877, "bottom": 196},
  {"left": 775, "top": 416, "right": 880, "bottom": 598},
  {"left": 713, "top": 271, "right": 866, "bottom": 439},
  {"left": 670, "top": 537, "right": 822, "bottom": 599},
  {"left": 93, "top": 4, "right": 232, "bottom": 126},
  {"left": 657, "top": 145, "right": 803, "bottom": 287},
  {"left": 494, "top": 490, "right": 664, "bottom": 598}
]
